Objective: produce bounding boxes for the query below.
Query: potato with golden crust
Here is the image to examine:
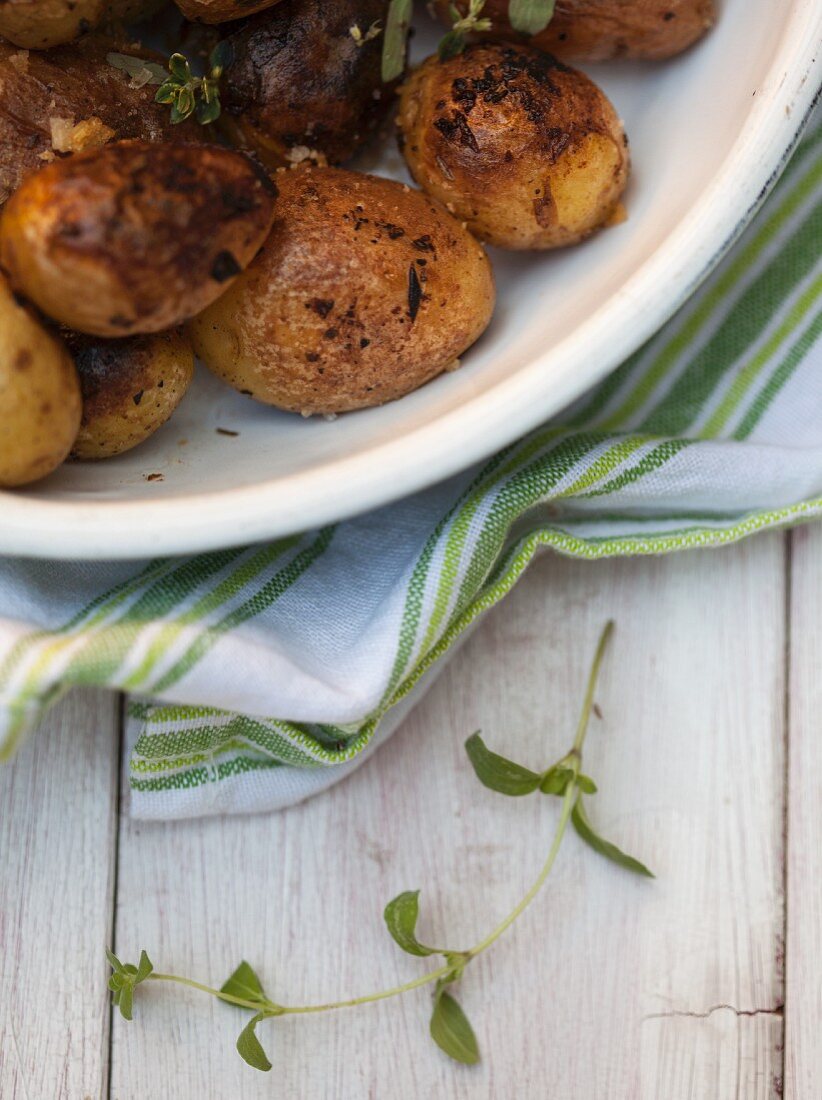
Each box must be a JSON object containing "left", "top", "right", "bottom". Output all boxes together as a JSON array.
[
  {"left": 64, "top": 329, "right": 195, "bottom": 460},
  {"left": 189, "top": 166, "right": 495, "bottom": 415},
  {"left": 0, "top": 140, "right": 277, "bottom": 338},
  {"left": 0, "top": 39, "right": 202, "bottom": 207},
  {"left": 0, "top": 272, "right": 81, "bottom": 487},
  {"left": 434, "top": 0, "right": 716, "bottom": 62},
  {"left": 397, "top": 44, "right": 629, "bottom": 251},
  {"left": 218, "top": 0, "right": 392, "bottom": 169},
  {"left": 174, "top": 0, "right": 283, "bottom": 26},
  {"left": 0, "top": 0, "right": 106, "bottom": 49}
]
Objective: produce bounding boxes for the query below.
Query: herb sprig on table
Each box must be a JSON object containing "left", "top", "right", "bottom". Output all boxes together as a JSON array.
[{"left": 107, "top": 621, "right": 653, "bottom": 1070}]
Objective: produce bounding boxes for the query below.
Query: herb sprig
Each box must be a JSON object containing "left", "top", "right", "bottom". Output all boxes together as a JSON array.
[
  {"left": 381, "top": 0, "right": 557, "bottom": 80},
  {"left": 107, "top": 621, "right": 652, "bottom": 1070},
  {"left": 155, "top": 43, "right": 232, "bottom": 126},
  {"left": 438, "top": 0, "right": 492, "bottom": 61}
]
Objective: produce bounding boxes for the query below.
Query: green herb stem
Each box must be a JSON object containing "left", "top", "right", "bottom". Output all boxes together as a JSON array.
[
  {"left": 573, "top": 619, "right": 613, "bottom": 754},
  {"left": 467, "top": 778, "right": 576, "bottom": 957}
]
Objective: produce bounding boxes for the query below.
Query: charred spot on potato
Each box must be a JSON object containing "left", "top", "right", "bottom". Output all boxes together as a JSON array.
[
  {"left": 434, "top": 111, "right": 479, "bottom": 153},
  {"left": 132, "top": 389, "right": 144, "bottom": 405},
  {"left": 407, "top": 265, "right": 423, "bottom": 321},
  {"left": 307, "top": 298, "right": 335, "bottom": 317},
  {"left": 211, "top": 250, "right": 242, "bottom": 283}
]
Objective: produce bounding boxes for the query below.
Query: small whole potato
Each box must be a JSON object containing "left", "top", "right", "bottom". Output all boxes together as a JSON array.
[
  {"left": 219, "top": 0, "right": 392, "bottom": 168},
  {"left": 0, "top": 38, "right": 202, "bottom": 207},
  {"left": 174, "top": 0, "right": 283, "bottom": 25},
  {"left": 0, "top": 272, "right": 81, "bottom": 487},
  {"left": 0, "top": 0, "right": 104, "bottom": 49},
  {"left": 65, "top": 329, "right": 195, "bottom": 460},
  {"left": 397, "top": 44, "right": 629, "bottom": 250},
  {"left": 0, "top": 140, "right": 277, "bottom": 337},
  {"left": 433, "top": 0, "right": 716, "bottom": 62},
  {"left": 189, "top": 166, "right": 495, "bottom": 415}
]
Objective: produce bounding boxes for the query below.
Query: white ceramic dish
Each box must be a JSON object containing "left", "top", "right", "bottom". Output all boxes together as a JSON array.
[{"left": 1, "top": 0, "right": 819, "bottom": 560}]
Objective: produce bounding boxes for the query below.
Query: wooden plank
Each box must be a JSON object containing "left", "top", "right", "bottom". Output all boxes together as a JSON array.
[
  {"left": 785, "top": 524, "right": 822, "bottom": 1098},
  {"left": 110, "top": 534, "right": 786, "bottom": 1099},
  {"left": 0, "top": 688, "right": 120, "bottom": 1100}
]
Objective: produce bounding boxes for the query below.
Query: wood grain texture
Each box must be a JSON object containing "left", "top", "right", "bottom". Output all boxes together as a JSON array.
[
  {"left": 0, "top": 689, "right": 119, "bottom": 1100},
  {"left": 109, "top": 533, "right": 786, "bottom": 1099},
  {"left": 785, "top": 524, "right": 822, "bottom": 1099}
]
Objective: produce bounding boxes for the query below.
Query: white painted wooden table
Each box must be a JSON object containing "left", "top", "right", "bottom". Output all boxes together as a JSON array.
[{"left": 3, "top": 523, "right": 821, "bottom": 1099}]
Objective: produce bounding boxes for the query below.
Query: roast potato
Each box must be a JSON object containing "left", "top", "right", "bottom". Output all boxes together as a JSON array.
[
  {"left": 174, "top": 0, "right": 283, "bottom": 26},
  {"left": 0, "top": 38, "right": 201, "bottom": 207},
  {"left": 0, "top": 271, "right": 81, "bottom": 486},
  {"left": 0, "top": 140, "right": 277, "bottom": 337},
  {"left": 189, "top": 166, "right": 495, "bottom": 415},
  {"left": 0, "top": 0, "right": 105, "bottom": 49},
  {"left": 397, "top": 44, "right": 629, "bottom": 250},
  {"left": 219, "top": 0, "right": 393, "bottom": 168},
  {"left": 433, "top": 0, "right": 716, "bottom": 62},
  {"left": 66, "top": 328, "right": 195, "bottom": 459}
]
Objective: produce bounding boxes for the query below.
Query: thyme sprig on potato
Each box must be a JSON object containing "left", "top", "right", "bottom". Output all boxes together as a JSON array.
[
  {"left": 155, "top": 42, "right": 232, "bottom": 125},
  {"left": 107, "top": 622, "right": 653, "bottom": 1070}
]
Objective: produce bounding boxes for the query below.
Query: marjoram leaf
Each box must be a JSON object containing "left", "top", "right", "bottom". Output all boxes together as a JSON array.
[
  {"left": 539, "top": 764, "right": 574, "bottom": 796},
  {"left": 464, "top": 732, "right": 542, "bottom": 796},
  {"left": 572, "top": 797, "right": 654, "bottom": 878},
  {"left": 384, "top": 890, "right": 437, "bottom": 957},
  {"left": 220, "top": 960, "right": 268, "bottom": 1006},
  {"left": 118, "top": 982, "right": 134, "bottom": 1021},
  {"left": 236, "top": 1013, "right": 272, "bottom": 1072},
  {"left": 381, "top": 0, "right": 412, "bottom": 82},
  {"left": 106, "top": 52, "right": 166, "bottom": 87},
  {"left": 209, "top": 39, "right": 233, "bottom": 76},
  {"left": 105, "top": 947, "right": 124, "bottom": 974},
  {"left": 438, "top": 29, "right": 465, "bottom": 60},
  {"left": 508, "top": 0, "right": 556, "bottom": 35},
  {"left": 430, "top": 987, "right": 480, "bottom": 1065},
  {"left": 135, "top": 950, "right": 153, "bottom": 984}
]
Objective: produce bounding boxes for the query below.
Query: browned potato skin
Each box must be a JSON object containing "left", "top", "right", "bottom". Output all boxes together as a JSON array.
[
  {"left": 0, "top": 272, "right": 81, "bottom": 486},
  {"left": 434, "top": 0, "right": 716, "bottom": 61},
  {"left": 0, "top": 140, "right": 278, "bottom": 338},
  {"left": 0, "top": 0, "right": 105, "bottom": 49},
  {"left": 174, "top": 0, "right": 283, "bottom": 26},
  {"left": 0, "top": 38, "right": 202, "bottom": 207},
  {"left": 65, "top": 328, "right": 195, "bottom": 459},
  {"left": 219, "top": 0, "right": 392, "bottom": 168},
  {"left": 397, "top": 44, "right": 629, "bottom": 251},
  {"left": 189, "top": 166, "right": 495, "bottom": 415}
]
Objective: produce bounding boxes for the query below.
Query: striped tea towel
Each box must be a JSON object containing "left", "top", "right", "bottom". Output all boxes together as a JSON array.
[{"left": 1, "top": 114, "right": 820, "bottom": 819}]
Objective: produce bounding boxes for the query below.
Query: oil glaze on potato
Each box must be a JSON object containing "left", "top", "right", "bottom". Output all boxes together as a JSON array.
[
  {"left": 67, "top": 329, "right": 195, "bottom": 460},
  {"left": 398, "top": 44, "right": 629, "bottom": 250},
  {"left": 174, "top": 0, "right": 283, "bottom": 26},
  {"left": 0, "top": 272, "right": 80, "bottom": 487},
  {"left": 0, "top": 140, "right": 277, "bottom": 338},
  {"left": 220, "top": 0, "right": 391, "bottom": 168},
  {"left": 0, "top": 38, "right": 201, "bottom": 207},
  {"left": 189, "top": 166, "right": 495, "bottom": 415},
  {"left": 434, "top": 0, "right": 716, "bottom": 62}
]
